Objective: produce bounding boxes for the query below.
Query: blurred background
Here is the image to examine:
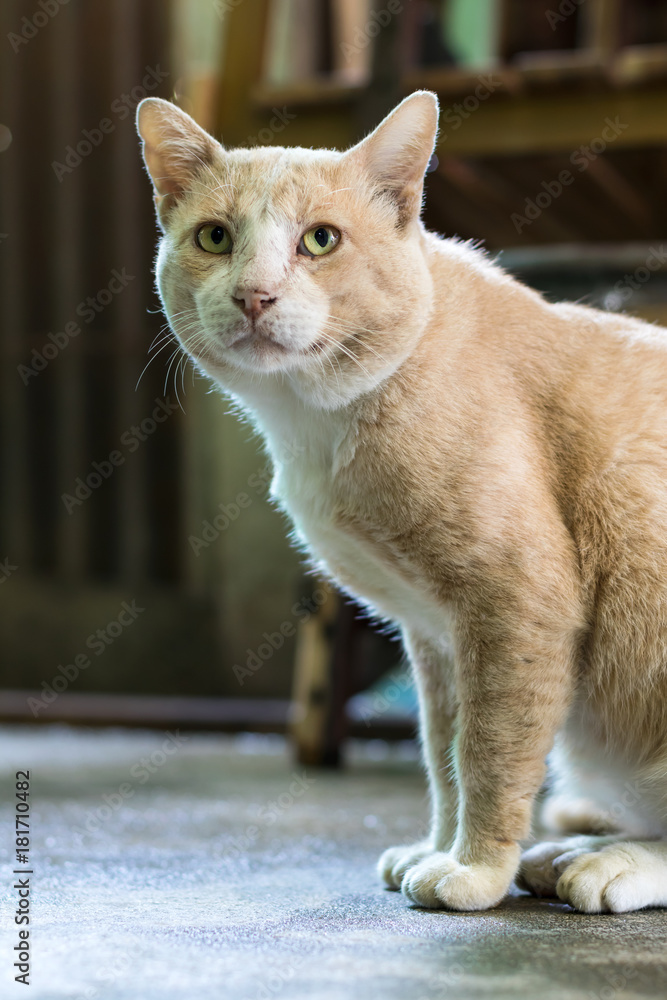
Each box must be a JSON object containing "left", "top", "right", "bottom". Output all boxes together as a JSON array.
[{"left": 2, "top": 0, "right": 667, "bottom": 764}]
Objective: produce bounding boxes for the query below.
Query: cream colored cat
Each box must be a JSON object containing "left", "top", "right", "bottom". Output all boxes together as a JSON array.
[{"left": 137, "top": 92, "right": 667, "bottom": 913}]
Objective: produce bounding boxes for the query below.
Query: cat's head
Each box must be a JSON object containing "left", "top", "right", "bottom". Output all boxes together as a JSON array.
[{"left": 137, "top": 92, "right": 438, "bottom": 408}]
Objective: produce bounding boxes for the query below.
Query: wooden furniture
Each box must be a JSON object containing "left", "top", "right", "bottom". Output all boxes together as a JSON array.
[{"left": 216, "top": 0, "right": 667, "bottom": 250}]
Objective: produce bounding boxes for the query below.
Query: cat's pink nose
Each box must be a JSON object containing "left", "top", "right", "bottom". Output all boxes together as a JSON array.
[{"left": 232, "top": 289, "right": 277, "bottom": 319}]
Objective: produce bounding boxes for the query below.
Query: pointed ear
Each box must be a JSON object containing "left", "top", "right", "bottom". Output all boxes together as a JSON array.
[
  {"left": 136, "top": 97, "right": 220, "bottom": 226},
  {"left": 348, "top": 91, "right": 439, "bottom": 226}
]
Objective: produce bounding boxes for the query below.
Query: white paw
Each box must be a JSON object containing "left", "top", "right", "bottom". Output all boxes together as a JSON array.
[
  {"left": 401, "top": 850, "right": 518, "bottom": 911},
  {"left": 557, "top": 844, "right": 664, "bottom": 914},
  {"left": 378, "top": 840, "right": 435, "bottom": 889}
]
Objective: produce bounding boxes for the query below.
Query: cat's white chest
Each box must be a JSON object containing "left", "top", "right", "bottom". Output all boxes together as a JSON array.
[{"left": 268, "top": 417, "right": 451, "bottom": 644}]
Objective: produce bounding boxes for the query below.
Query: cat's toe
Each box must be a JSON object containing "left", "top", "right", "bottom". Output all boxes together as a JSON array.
[
  {"left": 517, "top": 838, "right": 594, "bottom": 897},
  {"left": 378, "top": 841, "right": 434, "bottom": 889},
  {"left": 556, "top": 844, "right": 653, "bottom": 913},
  {"left": 401, "top": 852, "right": 515, "bottom": 911},
  {"left": 516, "top": 841, "right": 566, "bottom": 896}
]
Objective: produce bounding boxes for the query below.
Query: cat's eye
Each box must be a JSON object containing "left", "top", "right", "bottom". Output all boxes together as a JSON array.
[
  {"left": 299, "top": 225, "right": 340, "bottom": 257},
  {"left": 196, "top": 224, "right": 233, "bottom": 254}
]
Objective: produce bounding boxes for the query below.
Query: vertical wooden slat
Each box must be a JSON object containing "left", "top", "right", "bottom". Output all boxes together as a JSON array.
[
  {"left": 0, "top": 0, "right": 31, "bottom": 567},
  {"left": 52, "top": 1, "right": 87, "bottom": 580},
  {"left": 580, "top": 0, "right": 621, "bottom": 57},
  {"left": 355, "top": 0, "right": 404, "bottom": 136},
  {"left": 113, "top": 0, "right": 150, "bottom": 580},
  {"left": 216, "top": 0, "right": 272, "bottom": 144}
]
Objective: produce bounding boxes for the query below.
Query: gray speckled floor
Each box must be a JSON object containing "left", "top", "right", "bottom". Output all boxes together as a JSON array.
[{"left": 0, "top": 725, "right": 666, "bottom": 1000}]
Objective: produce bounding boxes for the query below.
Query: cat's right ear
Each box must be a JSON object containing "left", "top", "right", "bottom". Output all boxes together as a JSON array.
[{"left": 136, "top": 97, "right": 220, "bottom": 228}]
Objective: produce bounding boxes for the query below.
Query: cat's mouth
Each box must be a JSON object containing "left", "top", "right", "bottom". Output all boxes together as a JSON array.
[
  {"left": 228, "top": 330, "right": 288, "bottom": 353},
  {"left": 196, "top": 322, "right": 328, "bottom": 375},
  {"left": 218, "top": 325, "right": 300, "bottom": 372}
]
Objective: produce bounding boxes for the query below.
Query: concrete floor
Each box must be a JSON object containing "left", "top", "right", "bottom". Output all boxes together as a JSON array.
[{"left": 1, "top": 726, "right": 666, "bottom": 1000}]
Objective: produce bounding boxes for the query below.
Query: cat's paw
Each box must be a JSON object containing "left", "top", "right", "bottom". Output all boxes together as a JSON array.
[
  {"left": 556, "top": 843, "right": 666, "bottom": 914},
  {"left": 378, "top": 840, "right": 435, "bottom": 890},
  {"left": 517, "top": 837, "right": 598, "bottom": 898},
  {"left": 401, "top": 850, "right": 517, "bottom": 911}
]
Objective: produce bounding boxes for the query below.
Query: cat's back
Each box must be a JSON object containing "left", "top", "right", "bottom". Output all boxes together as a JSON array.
[{"left": 421, "top": 235, "right": 667, "bottom": 463}]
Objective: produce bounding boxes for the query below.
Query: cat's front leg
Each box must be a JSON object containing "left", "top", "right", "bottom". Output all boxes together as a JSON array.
[
  {"left": 378, "top": 634, "right": 458, "bottom": 889},
  {"left": 401, "top": 598, "right": 579, "bottom": 911}
]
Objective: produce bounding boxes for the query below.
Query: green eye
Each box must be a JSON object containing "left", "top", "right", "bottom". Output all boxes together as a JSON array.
[
  {"left": 196, "top": 224, "right": 232, "bottom": 254},
  {"left": 300, "top": 225, "right": 340, "bottom": 257}
]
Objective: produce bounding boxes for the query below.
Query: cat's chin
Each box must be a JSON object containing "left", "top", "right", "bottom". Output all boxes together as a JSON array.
[
  {"left": 215, "top": 327, "right": 341, "bottom": 377},
  {"left": 209, "top": 339, "right": 312, "bottom": 378}
]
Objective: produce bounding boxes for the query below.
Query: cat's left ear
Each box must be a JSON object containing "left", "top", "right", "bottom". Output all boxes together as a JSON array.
[
  {"left": 347, "top": 91, "right": 439, "bottom": 226},
  {"left": 136, "top": 97, "right": 220, "bottom": 227}
]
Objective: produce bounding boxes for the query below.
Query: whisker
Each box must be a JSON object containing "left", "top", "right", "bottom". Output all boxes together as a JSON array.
[
  {"left": 314, "top": 329, "right": 374, "bottom": 381},
  {"left": 163, "top": 347, "right": 182, "bottom": 397},
  {"left": 320, "top": 320, "right": 412, "bottom": 391},
  {"left": 135, "top": 335, "right": 181, "bottom": 391}
]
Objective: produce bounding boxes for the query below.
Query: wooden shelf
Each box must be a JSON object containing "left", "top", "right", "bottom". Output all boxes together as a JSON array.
[
  {"left": 252, "top": 76, "right": 364, "bottom": 110},
  {"left": 428, "top": 85, "right": 667, "bottom": 157}
]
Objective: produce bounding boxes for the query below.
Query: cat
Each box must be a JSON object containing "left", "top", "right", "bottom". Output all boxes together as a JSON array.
[{"left": 136, "top": 91, "right": 667, "bottom": 913}]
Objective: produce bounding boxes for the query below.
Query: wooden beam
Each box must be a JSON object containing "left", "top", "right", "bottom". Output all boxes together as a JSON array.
[
  {"left": 0, "top": 689, "right": 292, "bottom": 731},
  {"left": 52, "top": 2, "right": 87, "bottom": 581},
  {"left": 246, "top": 76, "right": 667, "bottom": 159},
  {"left": 113, "top": 0, "right": 150, "bottom": 581},
  {"left": 426, "top": 87, "right": 667, "bottom": 157},
  {"left": 0, "top": 0, "right": 31, "bottom": 568},
  {"left": 0, "top": 688, "right": 416, "bottom": 741}
]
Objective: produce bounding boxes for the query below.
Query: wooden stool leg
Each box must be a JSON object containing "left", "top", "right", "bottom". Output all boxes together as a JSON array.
[{"left": 290, "top": 586, "right": 358, "bottom": 767}]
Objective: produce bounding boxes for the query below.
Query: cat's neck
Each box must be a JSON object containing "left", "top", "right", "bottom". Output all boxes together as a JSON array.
[{"left": 227, "top": 375, "right": 363, "bottom": 477}]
